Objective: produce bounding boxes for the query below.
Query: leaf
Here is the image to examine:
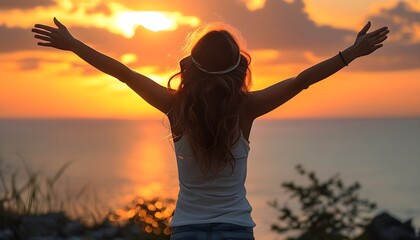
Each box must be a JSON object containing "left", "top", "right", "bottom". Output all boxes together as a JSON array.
[
  {"left": 296, "top": 164, "right": 305, "bottom": 175},
  {"left": 271, "top": 224, "right": 289, "bottom": 233},
  {"left": 49, "top": 160, "right": 73, "bottom": 187}
]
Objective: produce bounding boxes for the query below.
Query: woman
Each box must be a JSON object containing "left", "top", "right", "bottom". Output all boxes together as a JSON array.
[{"left": 32, "top": 18, "right": 389, "bottom": 239}]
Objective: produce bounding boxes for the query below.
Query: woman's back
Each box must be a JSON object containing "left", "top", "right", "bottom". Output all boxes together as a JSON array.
[{"left": 170, "top": 131, "right": 255, "bottom": 227}]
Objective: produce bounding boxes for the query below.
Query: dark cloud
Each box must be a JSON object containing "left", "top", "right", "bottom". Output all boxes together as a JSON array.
[
  {"left": 205, "top": 0, "right": 354, "bottom": 55},
  {"left": 145, "top": 0, "right": 418, "bottom": 71},
  {"left": 1, "top": 0, "right": 419, "bottom": 72},
  {"left": 1, "top": 0, "right": 353, "bottom": 64},
  {"left": 350, "top": 40, "right": 420, "bottom": 71},
  {"left": 350, "top": 1, "right": 420, "bottom": 71},
  {"left": 385, "top": 1, "right": 420, "bottom": 23},
  {"left": 12, "top": 57, "right": 66, "bottom": 71},
  {"left": 71, "top": 25, "right": 191, "bottom": 68},
  {"left": 17, "top": 58, "right": 41, "bottom": 70},
  {"left": 127, "top": 0, "right": 353, "bottom": 54},
  {"left": 204, "top": 0, "right": 419, "bottom": 71},
  {"left": 1, "top": 24, "right": 191, "bottom": 72},
  {"left": 0, "top": 26, "right": 36, "bottom": 52},
  {"left": 0, "top": 0, "right": 55, "bottom": 9}
]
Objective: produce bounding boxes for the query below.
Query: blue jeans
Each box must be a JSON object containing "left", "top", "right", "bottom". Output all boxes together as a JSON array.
[{"left": 170, "top": 223, "right": 254, "bottom": 240}]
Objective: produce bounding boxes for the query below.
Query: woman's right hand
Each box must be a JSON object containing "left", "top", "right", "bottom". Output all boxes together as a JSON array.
[
  {"left": 351, "top": 21, "right": 389, "bottom": 58},
  {"left": 32, "top": 17, "right": 77, "bottom": 51}
]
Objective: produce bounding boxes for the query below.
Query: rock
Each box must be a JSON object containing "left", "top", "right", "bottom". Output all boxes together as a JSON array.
[
  {"left": 355, "top": 211, "right": 418, "bottom": 240},
  {"left": 66, "top": 236, "right": 83, "bottom": 240},
  {"left": 0, "top": 228, "right": 14, "bottom": 240},
  {"left": 127, "top": 224, "right": 142, "bottom": 236},
  {"left": 63, "top": 221, "right": 84, "bottom": 236},
  {"left": 381, "top": 226, "right": 417, "bottom": 240},
  {"left": 19, "top": 212, "right": 67, "bottom": 237},
  {"left": 27, "top": 237, "right": 62, "bottom": 240},
  {"left": 89, "top": 226, "right": 118, "bottom": 239}
]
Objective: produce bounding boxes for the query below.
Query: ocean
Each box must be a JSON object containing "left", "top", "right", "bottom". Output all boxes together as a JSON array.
[{"left": 0, "top": 118, "right": 419, "bottom": 239}]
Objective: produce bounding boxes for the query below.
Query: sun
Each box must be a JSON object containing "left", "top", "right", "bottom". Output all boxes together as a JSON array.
[
  {"left": 116, "top": 11, "right": 177, "bottom": 37},
  {"left": 115, "top": 11, "right": 200, "bottom": 38}
]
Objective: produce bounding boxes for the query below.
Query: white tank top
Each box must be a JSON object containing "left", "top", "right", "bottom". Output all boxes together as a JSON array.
[{"left": 170, "top": 132, "right": 256, "bottom": 227}]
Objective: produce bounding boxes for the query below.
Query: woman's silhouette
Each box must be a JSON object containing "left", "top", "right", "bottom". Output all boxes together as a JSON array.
[{"left": 32, "top": 17, "right": 389, "bottom": 239}]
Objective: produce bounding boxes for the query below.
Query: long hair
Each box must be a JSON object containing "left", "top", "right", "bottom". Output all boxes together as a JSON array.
[{"left": 168, "top": 23, "right": 252, "bottom": 175}]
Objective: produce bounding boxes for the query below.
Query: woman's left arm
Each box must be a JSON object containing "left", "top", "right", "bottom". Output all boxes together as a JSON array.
[
  {"left": 246, "top": 21, "right": 389, "bottom": 119},
  {"left": 293, "top": 22, "right": 389, "bottom": 90}
]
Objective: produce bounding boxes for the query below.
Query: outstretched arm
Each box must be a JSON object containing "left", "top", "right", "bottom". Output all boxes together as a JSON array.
[
  {"left": 32, "top": 17, "right": 173, "bottom": 113},
  {"left": 246, "top": 21, "right": 389, "bottom": 119}
]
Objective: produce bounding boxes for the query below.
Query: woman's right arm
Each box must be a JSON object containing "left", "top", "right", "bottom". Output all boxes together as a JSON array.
[{"left": 32, "top": 17, "right": 173, "bottom": 113}]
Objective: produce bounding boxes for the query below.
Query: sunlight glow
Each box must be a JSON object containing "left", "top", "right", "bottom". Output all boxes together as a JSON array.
[
  {"left": 116, "top": 11, "right": 176, "bottom": 36},
  {"left": 116, "top": 11, "right": 200, "bottom": 38},
  {"left": 121, "top": 53, "right": 138, "bottom": 64},
  {"left": 0, "top": 1, "right": 200, "bottom": 39},
  {"left": 240, "top": 0, "right": 266, "bottom": 11}
]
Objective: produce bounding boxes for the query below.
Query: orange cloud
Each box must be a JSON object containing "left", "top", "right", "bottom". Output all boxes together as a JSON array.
[
  {"left": 304, "top": 0, "right": 420, "bottom": 31},
  {"left": 115, "top": 11, "right": 199, "bottom": 37},
  {"left": 0, "top": 50, "right": 176, "bottom": 119},
  {"left": 239, "top": 0, "right": 266, "bottom": 11},
  {"left": 0, "top": 0, "right": 200, "bottom": 38},
  {"left": 1, "top": 0, "right": 419, "bottom": 119}
]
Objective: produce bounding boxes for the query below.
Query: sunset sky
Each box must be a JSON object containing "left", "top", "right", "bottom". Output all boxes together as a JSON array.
[{"left": 1, "top": 0, "right": 419, "bottom": 119}]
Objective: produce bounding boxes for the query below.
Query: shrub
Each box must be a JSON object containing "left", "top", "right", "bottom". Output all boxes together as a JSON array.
[{"left": 269, "top": 165, "right": 377, "bottom": 240}]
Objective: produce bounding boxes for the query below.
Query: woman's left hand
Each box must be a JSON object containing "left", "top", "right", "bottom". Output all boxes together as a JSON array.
[{"left": 351, "top": 21, "right": 389, "bottom": 58}]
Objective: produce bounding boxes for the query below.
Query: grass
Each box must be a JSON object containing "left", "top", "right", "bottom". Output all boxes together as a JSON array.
[
  {"left": 0, "top": 154, "right": 121, "bottom": 231},
  {"left": 0, "top": 155, "right": 174, "bottom": 239},
  {"left": 0, "top": 155, "right": 104, "bottom": 223}
]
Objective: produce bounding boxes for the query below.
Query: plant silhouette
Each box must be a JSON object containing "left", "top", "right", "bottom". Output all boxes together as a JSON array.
[{"left": 269, "top": 165, "right": 376, "bottom": 240}]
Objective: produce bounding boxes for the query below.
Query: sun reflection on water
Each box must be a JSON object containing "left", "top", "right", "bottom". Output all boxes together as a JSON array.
[
  {"left": 106, "top": 120, "right": 177, "bottom": 235},
  {"left": 118, "top": 120, "right": 178, "bottom": 203}
]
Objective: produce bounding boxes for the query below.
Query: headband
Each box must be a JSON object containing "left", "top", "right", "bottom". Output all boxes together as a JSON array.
[{"left": 191, "top": 51, "right": 242, "bottom": 75}]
